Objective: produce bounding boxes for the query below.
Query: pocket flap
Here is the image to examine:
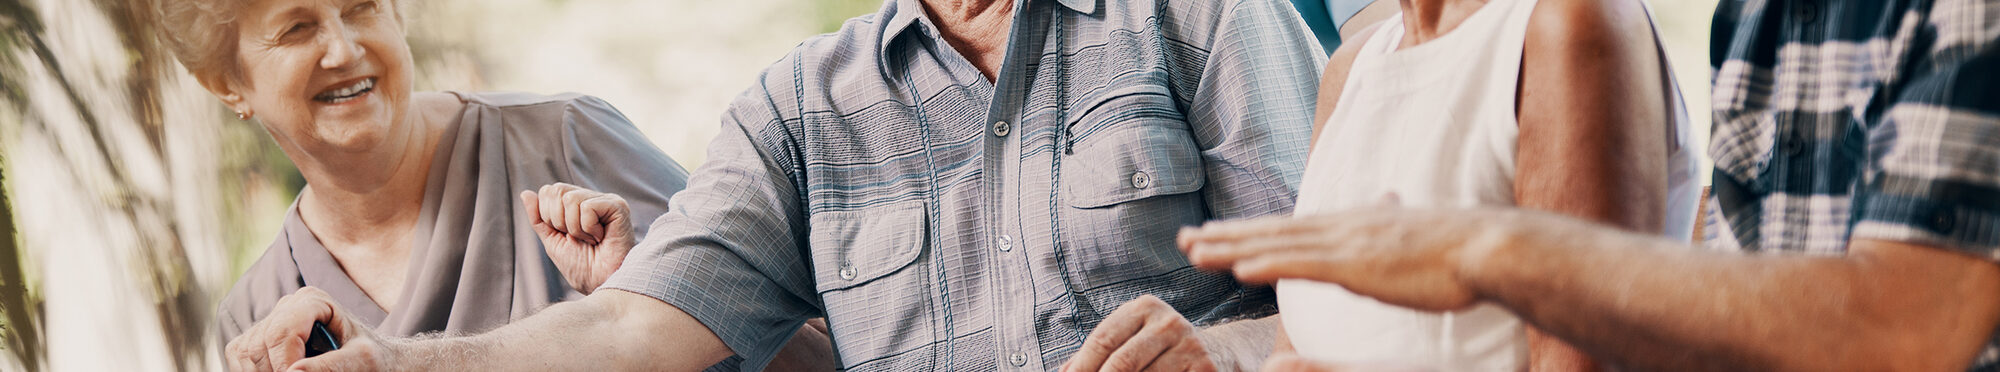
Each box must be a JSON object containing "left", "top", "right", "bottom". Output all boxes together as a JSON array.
[
  {"left": 1063, "top": 125, "right": 1206, "bottom": 209},
  {"left": 810, "top": 201, "right": 928, "bottom": 292}
]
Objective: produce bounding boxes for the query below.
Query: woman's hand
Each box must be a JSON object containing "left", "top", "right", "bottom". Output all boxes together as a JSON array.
[
  {"left": 226, "top": 287, "right": 396, "bottom": 372},
  {"left": 521, "top": 183, "right": 636, "bottom": 295},
  {"left": 1177, "top": 206, "right": 1522, "bottom": 312}
]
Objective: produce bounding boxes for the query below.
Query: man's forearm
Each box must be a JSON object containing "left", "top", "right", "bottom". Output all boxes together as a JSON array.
[
  {"left": 1463, "top": 214, "right": 2000, "bottom": 371},
  {"left": 391, "top": 290, "right": 732, "bottom": 371},
  {"left": 1198, "top": 315, "right": 1280, "bottom": 371}
]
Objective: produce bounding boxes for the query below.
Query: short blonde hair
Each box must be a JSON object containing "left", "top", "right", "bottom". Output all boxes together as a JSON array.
[
  {"left": 154, "top": 0, "right": 249, "bottom": 83},
  {"left": 152, "top": 0, "right": 406, "bottom": 84}
]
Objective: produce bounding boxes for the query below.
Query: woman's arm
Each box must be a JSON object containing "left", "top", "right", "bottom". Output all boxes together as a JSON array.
[
  {"left": 1309, "top": 22, "right": 1382, "bottom": 147},
  {"left": 1514, "top": 0, "right": 1670, "bottom": 370}
]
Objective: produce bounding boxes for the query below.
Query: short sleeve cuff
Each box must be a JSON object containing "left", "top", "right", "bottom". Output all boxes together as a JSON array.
[
  {"left": 601, "top": 242, "right": 811, "bottom": 370},
  {"left": 1852, "top": 176, "right": 2000, "bottom": 260}
]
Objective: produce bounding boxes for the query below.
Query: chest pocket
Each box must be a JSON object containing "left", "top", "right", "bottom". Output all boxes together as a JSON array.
[
  {"left": 1063, "top": 85, "right": 1207, "bottom": 208},
  {"left": 807, "top": 201, "right": 933, "bottom": 366}
]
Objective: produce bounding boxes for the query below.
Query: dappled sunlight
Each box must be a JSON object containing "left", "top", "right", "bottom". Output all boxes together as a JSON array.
[{"left": 0, "top": 0, "right": 1715, "bottom": 370}]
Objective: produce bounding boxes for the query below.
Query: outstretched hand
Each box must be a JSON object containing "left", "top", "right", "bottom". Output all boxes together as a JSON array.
[
  {"left": 1177, "top": 206, "right": 1520, "bottom": 312},
  {"left": 521, "top": 183, "right": 636, "bottom": 294}
]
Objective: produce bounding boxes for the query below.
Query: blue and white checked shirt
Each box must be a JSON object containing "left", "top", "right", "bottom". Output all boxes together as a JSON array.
[
  {"left": 601, "top": 0, "right": 1324, "bottom": 370},
  {"left": 1707, "top": 0, "right": 2000, "bottom": 368}
]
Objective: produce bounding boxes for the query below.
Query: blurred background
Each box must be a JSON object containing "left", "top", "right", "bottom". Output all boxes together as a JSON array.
[{"left": 0, "top": 0, "right": 1716, "bottom": 370}]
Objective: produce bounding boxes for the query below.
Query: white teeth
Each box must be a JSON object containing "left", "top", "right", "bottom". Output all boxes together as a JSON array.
[{"left": 315, "top": 78, "right": 375, "bottom": 102}]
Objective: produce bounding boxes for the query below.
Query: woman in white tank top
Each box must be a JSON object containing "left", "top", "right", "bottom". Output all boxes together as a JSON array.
[{"left": 1268, "top": 0, "right": 1700, "bottom": 370}]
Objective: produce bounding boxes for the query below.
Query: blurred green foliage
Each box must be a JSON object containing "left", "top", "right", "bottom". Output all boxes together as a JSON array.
[{"left": 815, "top": 0, "right": 884, "bottom": 33}]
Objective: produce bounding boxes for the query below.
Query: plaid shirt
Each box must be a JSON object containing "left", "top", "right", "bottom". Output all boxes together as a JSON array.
[
  {"left": 601, "top": 0, "right": 1322, "bottom": 370},
  {"left": 1707, "top": 0, "right": 2000, "bottom": 368}
]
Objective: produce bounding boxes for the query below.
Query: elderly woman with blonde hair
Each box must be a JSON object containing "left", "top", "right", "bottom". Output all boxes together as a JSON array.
[{"left": 150, "top": 0, "right": 830, "bottom": 370}]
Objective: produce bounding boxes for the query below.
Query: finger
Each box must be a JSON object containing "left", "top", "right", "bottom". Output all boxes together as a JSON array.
[
  {"left": 1139, "top": 336, "right": 1209, "bottom": 372},
  {"left": 520, "top": 190, "right": 561, "bottom": 238},
  {"left": 1236, "top": 252, "right": 1474, "bottom": 311},
  {"left": 527, "top": 211, "right": 558, "bottom": 240},
  {"left": 1068, "top": 295, "right": 1168, "bottom": 372},
  {"left": 227, "top": 336, "right": 264, "bottom": 372},
  {"left": 539, "top": 184, "right": 566, "bottom": 234},
  {"left": 582, "top": 195, "right": 616, "bottom": 243},
  {"left": 262, "top": 287, "right": 341, "bottom": 372},
  {"left": 1176, "top": 215, "right": 1308, "bottom": 251},
  {"left": 265, "top": 331, "right": 308, "bottom": 372},
  {"left": 1229, "top": 251, "right": 1346, "bottom": 285},
  {"left": 1184, "top": 231, "right": 1335, "bottom": 271},
  {"left": 561, "top": 189, "right": 590, "bottom": 244},
  {"left": 604, "top": 194, "right": 632, "bottom": 241},
  {"left": 1098, "top": 314, "right": 1189, "bottom": 372}
]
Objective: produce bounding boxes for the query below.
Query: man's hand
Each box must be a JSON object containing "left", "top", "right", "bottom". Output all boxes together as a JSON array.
[
  {"left": 225, "top": 287, "right": 395, "bottom": 372},
  {"left": 1062, "top": 295, "right": 1218, "bottom": 372},
  {"left": 1177, "top": 207, "right": 1499, "bottom": 312},
  {"left": 521, "top": 183, "right": 636, "bottom": 294}
]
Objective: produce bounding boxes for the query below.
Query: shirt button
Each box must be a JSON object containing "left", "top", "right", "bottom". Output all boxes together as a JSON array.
[
  {"left": 1935, "top": 213, "right": 1957, "bottom": 234},
  {"left": 1783, "top": 131, "right": 1806, "bottom": 157},
  {"left": 838, "top": 264, "right": 856, "bottom": 280},
  {"left": 992, "top": 121, "right": 1011, "bottom": 137},
  {"left": 1008, "top": 352, "right": 1027, "bottom": 367},
  {"left": 998, "top": 234, "right": 1014, "bottom": 252},
  {"left": 1131, "top": 171, "right": 1152, "bottom": 189}
]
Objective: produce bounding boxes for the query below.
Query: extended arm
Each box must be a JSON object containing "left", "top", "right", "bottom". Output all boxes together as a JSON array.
[
  {"left": 1471, "top": 221, "right": 2000, "bottom": 371},
  {"left": 313, "top": 290, "right": 729, "bottom": 371},
  {"left": 1184, "top": 208, "right": 2000, "bottom": 371},
  {"left": 230, "top": 287, "right": 728, "bottom": 372}
]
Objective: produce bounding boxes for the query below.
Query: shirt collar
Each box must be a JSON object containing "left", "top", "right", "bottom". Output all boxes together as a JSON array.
[{"left": 878, "top": 0, "right": 1094, "bottom": 58}]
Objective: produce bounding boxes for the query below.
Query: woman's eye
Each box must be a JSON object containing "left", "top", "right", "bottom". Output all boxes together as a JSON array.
[
  {"left": 346, "top": 1, "right": 378, "bottom": 16},
  {"left": 281, "top": 23, "right": 313, "bottom": 39}
]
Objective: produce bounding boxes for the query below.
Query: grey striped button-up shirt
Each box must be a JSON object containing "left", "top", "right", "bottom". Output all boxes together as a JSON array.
[{"left": 601, "top": 0, "right": 1323, "bottom": 370}]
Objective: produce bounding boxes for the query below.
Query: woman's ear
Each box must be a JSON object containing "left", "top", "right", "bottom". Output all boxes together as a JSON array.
[{"left": 195, "top": 73, "right": 251, "bottom": 115}]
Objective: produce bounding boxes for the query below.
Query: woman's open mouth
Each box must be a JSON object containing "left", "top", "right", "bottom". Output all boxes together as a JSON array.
[{"left": 313, "top": 78, "right": 376, "bottom": 104}]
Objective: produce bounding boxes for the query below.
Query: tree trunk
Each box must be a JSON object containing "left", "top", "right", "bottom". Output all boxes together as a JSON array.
[{"left": 0, "top": 156, "right": 42, "bottom": 372}]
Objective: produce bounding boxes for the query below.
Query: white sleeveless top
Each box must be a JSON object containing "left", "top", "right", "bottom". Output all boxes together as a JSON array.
[{"left": 1279, "top": 0, "right": 1700, "bottom": 369}]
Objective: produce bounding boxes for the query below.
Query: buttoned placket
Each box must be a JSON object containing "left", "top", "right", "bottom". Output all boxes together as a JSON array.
[{"left": 979, "top": 0, "right": 1056, "bottom": 370}]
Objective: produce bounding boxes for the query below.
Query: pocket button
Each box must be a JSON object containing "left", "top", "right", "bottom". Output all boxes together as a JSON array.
[
  {"left": 1131, "top": 171, "right": 1152, "bottom": 189},
  {"left": 838, "top": 264, "right": 857, "bottom": 280}
]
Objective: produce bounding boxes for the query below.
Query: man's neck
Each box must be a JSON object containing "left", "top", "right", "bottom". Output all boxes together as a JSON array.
[
  {"left": 920, "top": 0, "right": 1015, "bottom": 81},
  {"left": 923, "top": 0, "right": 1011, "bottom": 24}
]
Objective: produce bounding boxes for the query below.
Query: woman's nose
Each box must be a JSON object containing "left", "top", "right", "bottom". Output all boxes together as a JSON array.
[{"left": 319, "top": 23, "right": 365, "bottom": 70}]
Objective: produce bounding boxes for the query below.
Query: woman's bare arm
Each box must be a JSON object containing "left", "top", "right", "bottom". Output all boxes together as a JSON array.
[
  {"left": 1514, "top": 0, "right": 1670, "bottom": 370},
  {"left": 1310, "top": 22, "right": 1384, "bottom": 147}
]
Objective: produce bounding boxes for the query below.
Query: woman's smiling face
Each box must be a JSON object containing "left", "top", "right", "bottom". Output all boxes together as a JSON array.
[{"left": 230, "top": 0, "right": 415, "bottom": 156}]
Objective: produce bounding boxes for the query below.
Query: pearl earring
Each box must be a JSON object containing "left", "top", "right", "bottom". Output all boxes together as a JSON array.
[{"left": 237, "top": 110, "right": 251, "bottom": 120}]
